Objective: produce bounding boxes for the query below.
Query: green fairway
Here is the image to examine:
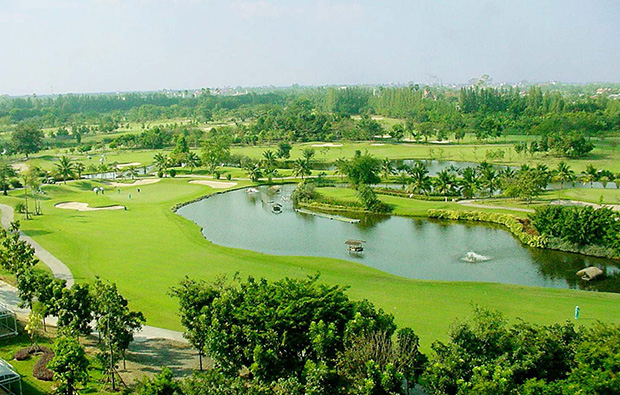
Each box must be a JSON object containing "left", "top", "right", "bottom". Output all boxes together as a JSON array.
[
  {"left": 2, "top": 178, "right": 619, "bottom": 352},
  {"left": 15, "top": 134, "right": 620, "bottom": 178},
  {"left": 230, "top": 138, "right": 620, "bottom": 173}
]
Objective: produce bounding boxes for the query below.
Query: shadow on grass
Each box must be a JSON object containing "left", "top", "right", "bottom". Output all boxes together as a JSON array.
[
  {"left": 23, "top": 229, "right": 52, "bottom": 237},
  {"left": 126, "top": 339, "right": 202, "bottom": 377},
  {"left": 73, "top": 181, "right": 96, "bottom": 191}
]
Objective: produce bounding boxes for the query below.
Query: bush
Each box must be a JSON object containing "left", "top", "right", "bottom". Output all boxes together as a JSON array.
[
  {"left": 33, "top": 347, "right": 54, "bottom": 381},
  {"left": 14, "top": 202, "right": 26, "bottom": 214},
  {"left": 226, "top": 173, "right": 232, "bottom": 181},
  {"left": 14, "top": 347, "right": 32, "bottom": 361},
  {"left": 291, "top": 181, "right": 317, "bottom": 206},
  {"left": 9, "top": 178, "right": 22, "bottom": 188},
  {"left": 214, "top": 171, "right": 220, "bottom": 179},
  {"left": 169, "top": 168, "right": 177, "bottom": 178},
  {"left": 157, "top": 170, "right": 164, "bottom": 178}
]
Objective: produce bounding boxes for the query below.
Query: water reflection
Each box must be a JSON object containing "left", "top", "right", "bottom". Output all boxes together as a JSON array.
[{"left": 177, "top": 184, "right": 620, "bottom": 293}]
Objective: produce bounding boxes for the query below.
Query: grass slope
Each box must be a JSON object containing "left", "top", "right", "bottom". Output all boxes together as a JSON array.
[{"left": 2, "top": 179, "right": 619, "bottom": 352}]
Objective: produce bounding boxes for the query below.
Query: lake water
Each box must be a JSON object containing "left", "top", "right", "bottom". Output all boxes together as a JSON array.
[{"left": 177, "top": 185, "right": 620, "bottom": 292}]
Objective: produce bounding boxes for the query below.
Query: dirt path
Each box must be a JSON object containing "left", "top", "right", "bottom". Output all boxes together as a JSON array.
[
  {"left": 457, "top": 199, "right": 535, "bottom": 213},
  {"left": 0, "top": 203, "right": 186, "bottom": 343}
]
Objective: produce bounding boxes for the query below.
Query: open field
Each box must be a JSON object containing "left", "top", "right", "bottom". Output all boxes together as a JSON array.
[
  {"left": 2, "top": 178, "right": 619, "bottom": 352},
  {"left": 10, "top": 134, "right": 620, "bottom": 177},
  {"left": 315, "top": 187, "right": 532, "bottom": 218},
  {"left": 232, "top": 138, "right": 620, "bottom": 173}
]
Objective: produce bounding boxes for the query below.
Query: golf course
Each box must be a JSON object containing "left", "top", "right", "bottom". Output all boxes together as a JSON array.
[{"left": 2, "top": 170, "right": 619, "bottom": 351}]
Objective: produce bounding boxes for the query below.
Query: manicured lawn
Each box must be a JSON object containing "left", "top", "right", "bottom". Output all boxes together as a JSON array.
[
  {"left": 230, "top": 137, "right": 620, "bottom": 173},
  {"left": 316, "top": 187, "right": 531, "bottom": 218},
  {"left": 2, "top": 178, "right": 619, "bottom": 353},
  {"left": 541, "top": 187, "right": 620, "bottom": 205}
]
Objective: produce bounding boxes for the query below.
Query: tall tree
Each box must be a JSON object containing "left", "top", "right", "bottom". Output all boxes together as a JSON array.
[
  {"left": 293, "top": 158, "right": 312, "bottom": 180},
  {"left": 12, "top": 122, "right": 44, "bottom": 157},
  {"left": 49, "top": 335, "right": 90, "bottom": 395},
  {"left": 0, "top": 162, "right": 16, "bottom": 196},
  {"left": 201, "top": 134, "right": 231, "bottom": 174},
  {"left": 170, "top": 277, "right": 219, "bottom": 371},
  {"left": 407, "top": 162, "right": 431, "bottom": 195},
  {"left": 55, "top": 156, "right": 75, "bottom": 184}
]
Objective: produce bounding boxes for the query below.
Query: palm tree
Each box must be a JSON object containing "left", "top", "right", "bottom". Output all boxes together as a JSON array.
[
  {"left": 262, "top": 150, "right": 277, "bottom": 169},
  {"left": 185, "top": 152, "right": 201, "bottom": 174},
  {"left": 153, "top": 153, "right": 170, "bottom": 176},
  {"left": 55, "top": 156, "right": 75, "bottom": 184},
  {"left": 28, "top": 174, "right": 42, "bottom": 215},
  {"left": 477, "top": 161, "right": 497, "bottom": 197},
  {"left": 74, "top": 163, "right": 85, "bottom": 180},
  {"left": 582, "top": 164, "right": 598, "bottom": 187},
  {"left": 396, "top": 170, "right": 410, "bottom": 190},
  {"left": 98, "top": 163, "right": 109, "bottom": 179},
  {"left": 459, "top": 167, "right": 479, "bottom": 199},
  {"left": 534, "top": 163, "right": 551, "bottom": 190},
  {"left": 554, "top": 162, "right": 575, "bottom": 189},
  {"left": 244, "top": 161, "right": 263, "bottom": 183},
  {"left": 334, "top": 158, "right": 348, "bottom": 180},
  {"left": 126, "top": 166, "right": 139, "bottom": 180},
  {"left": 434, "top": 169, "right": 457, "bottom": 197},
  {"left": 293, "top": 158, "right": 312, "bottom": 180},
  {"left": 380, "top": 158, "right": 395, "bottom": 182},
  {"left": 407, "top": 162, "right": 431, "bottom": 194}
]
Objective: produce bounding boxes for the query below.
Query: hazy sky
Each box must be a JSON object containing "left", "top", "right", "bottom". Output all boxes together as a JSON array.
[{"left": 1, "top": 0, "right": 618, "bottom": 95}]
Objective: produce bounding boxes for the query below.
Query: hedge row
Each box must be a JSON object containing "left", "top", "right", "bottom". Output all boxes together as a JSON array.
[{"left": 427, "top": 209, "right": 547, "bottom": 248}]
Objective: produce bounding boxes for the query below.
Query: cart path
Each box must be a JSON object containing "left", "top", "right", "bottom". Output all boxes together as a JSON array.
[
  {"left": 457, "top": 199, "right": 536, "bottom": 213},
  {"left": 0, "top": 204, "right": 186, "bottom": 343}
]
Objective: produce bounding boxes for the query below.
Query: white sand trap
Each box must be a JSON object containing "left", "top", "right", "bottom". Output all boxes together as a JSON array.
[
  {"left": 116, "top": 162, "right": 141, "bottom": 169},
  {"left": 311, "top": 143, "right": 343, "bottom": 147},
  {"left": 107, "top": 178, "right": 161, "bottom": 187},
  {"left": 189, "top": 180, "right": 238, "bottom": 189},
  {"left": 370, "top": 143, "right": 385, "bottom": 146},
  {"left": 55, "top": 202, "right": 126, "bottom": 211},
  {"left": 429, "top": 140, "right": 452, "bottom": 144}
]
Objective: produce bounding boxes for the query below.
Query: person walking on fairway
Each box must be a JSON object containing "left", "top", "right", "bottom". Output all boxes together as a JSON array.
[{"left": 575, "top": 306, "right": 580, "bottom": 320}]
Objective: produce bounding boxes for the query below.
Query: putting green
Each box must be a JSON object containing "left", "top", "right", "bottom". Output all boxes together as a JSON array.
[{"left": 4, "top": 178, "right": 620, "bottom": 351}]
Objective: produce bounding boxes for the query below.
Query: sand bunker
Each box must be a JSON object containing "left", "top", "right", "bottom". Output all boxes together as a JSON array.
[
  {"left": 11, "top": 163, "right": 28, "bottom": 172},
  {"left": 189, "top": 180, "right": 238, "bottom": 189},
  {"left": 107, "top": 178, "right": 161, "bottom": 187},
  {"left": 311, "top": 143, "right": 343, "bottom": 147},
  {"left": 116, "top": 162, "right": 141, "bottom": 169},
  {"left": 370, "top": 143, "right": 385, "bottom": 146},
  {"left": 55, "top": 202, "right": 126, "bottom": 211}
]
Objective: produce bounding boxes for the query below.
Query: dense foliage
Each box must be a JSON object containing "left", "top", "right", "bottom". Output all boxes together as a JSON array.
[
  {"left": 531, "top": 206, "right": 620, "bottom": 257},
  {"left": 423, "top": 306, "right": 620, "bottom": 395},
  {"left": 172, "top": 275, "right": 426, "bottom": 394}
]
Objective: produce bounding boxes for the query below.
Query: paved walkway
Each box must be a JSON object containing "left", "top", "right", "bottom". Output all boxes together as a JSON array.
[
  {"left": 0, "top": 204, "right": 186, "bottom": 343},
  {"left": 457, "top": 199, "right": 536, "bottom": 213}
]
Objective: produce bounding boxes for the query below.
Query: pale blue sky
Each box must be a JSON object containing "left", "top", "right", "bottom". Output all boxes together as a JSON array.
[{"left": 1, "top": 0, "right": 618, "bottom": 95}]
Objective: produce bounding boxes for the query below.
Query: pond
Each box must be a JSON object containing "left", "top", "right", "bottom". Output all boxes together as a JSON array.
[{"left": 176, "top": 185, "right": 620, "bottom": 292}]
